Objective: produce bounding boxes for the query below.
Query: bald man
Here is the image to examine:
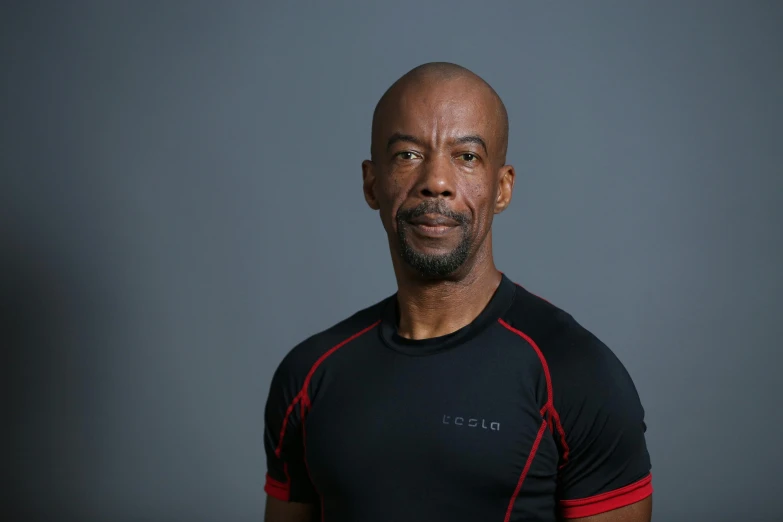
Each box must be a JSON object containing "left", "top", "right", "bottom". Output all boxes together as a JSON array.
[{"left": 263, "top": 63, "right": 653, "bottom": 522}]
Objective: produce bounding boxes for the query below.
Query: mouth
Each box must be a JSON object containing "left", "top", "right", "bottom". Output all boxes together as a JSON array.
[
  {"left": 406, "top": 214, "right": 459, "bottom": 238},
  {"left": 408, "top": 214, "right": 459, "bottom": 227}
]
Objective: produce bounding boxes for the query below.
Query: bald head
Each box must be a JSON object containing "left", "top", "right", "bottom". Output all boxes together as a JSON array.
[
  {"left": 371, "top": 62, "right": 509, "bottom": 164},
  {"left": 361, "top": 62, "right": 517, "bottom": 280}
]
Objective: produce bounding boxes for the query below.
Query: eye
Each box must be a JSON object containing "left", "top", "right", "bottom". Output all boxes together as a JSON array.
[
  {"left": 395, "top": 151, "right": 419, "bottom": 160},
  {"left": 460, "top": 153, "right": 478, "bottom": 162}
]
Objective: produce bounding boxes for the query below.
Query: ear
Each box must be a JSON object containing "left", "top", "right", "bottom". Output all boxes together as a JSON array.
[
  {"left": 362, "top": 160, "right": 381, "bottom": 210},
  {"left": 494, "top": 164, "right": 515, "bottom": 214}
]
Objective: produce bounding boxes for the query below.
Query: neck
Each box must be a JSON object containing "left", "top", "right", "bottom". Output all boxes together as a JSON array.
[{"left": 393, "top": 256, "right": 503, "bottom": 340}]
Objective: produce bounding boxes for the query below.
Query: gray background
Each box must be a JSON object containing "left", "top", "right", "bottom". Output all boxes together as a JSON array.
[{"left": 2, "top": 1, "right": 781, "bottom": 521}]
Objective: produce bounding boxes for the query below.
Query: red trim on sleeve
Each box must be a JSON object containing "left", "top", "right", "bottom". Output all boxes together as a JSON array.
[
  {"left": 504, "top": 419, "right": 548, "bottom": 522},
  {"left": 264, "top": 474, "right": 290, "bottom": 502},
  {"left": 498, "top": 318, "right": 570, "bottom": 468},
  {"left": 274, "top": 320, "right": 381, "bottom": 457},
  {"left": 560, "top": 473, "right": 653, "bottom": 519}
]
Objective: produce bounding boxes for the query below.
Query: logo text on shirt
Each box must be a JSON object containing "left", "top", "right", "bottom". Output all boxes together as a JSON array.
[{"left": 442, "top": 415, "right": 500, "bottom": 431}]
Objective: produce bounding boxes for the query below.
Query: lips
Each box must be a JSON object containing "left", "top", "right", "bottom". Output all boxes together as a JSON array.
[{"left": 408, "top": 214, "right": 459, "bottom": 227}]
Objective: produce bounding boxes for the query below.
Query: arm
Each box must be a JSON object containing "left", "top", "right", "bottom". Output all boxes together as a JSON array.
[
  {"left": 548, "top": 331, "right": 653, "bottom": 520},
  {"left": 264, "top": 497, "right": 316, "bottom": 522},
  {"left": 263, "top": 358, "right": 320, "bottom": 521}
]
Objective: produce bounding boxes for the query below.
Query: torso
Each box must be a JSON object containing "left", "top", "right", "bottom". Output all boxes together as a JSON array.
[
  {"left": 266, "top": 274, "right": 652, "bottom": 521},
  {"left": 301, "top": 276, "right": 560, "bottom": 520}
]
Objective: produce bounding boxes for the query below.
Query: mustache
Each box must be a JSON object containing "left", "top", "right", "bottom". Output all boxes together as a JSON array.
[{"left": 396, "top": 200, "right": 470, "bottom": 225}]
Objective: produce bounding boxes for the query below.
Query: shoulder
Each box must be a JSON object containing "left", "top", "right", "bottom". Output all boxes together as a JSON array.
[
  {"left": 500, "top": 282, "right": 641, "bottom": 407},
  {"left": 500, "top": 281, "right": 651, "bottom": 501},
  {"left": 271, "top": 296, "right": 389, "bottom": 384}
]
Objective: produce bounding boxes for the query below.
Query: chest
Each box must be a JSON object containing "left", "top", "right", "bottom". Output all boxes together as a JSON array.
[{"left": 302, "top": 344, "right": 559, "bottom": 500}]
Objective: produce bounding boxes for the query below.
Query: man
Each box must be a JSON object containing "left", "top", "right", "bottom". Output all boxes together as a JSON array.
[{"left": 263, "top": 62, "right": 653, "bottom": 522}]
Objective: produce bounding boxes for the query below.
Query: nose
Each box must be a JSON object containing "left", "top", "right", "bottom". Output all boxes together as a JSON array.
[{"left": 417, "top": 154, "right": 456, "bottom": 199}]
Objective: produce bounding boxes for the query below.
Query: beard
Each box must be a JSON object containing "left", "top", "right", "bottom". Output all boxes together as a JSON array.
[{"left": 395, "top": 200, "right": 472, "bottom": 278}]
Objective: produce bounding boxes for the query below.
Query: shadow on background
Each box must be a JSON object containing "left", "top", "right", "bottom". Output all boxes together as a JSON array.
[{"left": 3, "top": 226, "right": 107, "bottom": 521}]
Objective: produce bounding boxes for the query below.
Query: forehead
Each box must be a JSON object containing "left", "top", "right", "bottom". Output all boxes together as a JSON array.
[{"left": 378, "top": 78, "right": 499, "bottom": 145}]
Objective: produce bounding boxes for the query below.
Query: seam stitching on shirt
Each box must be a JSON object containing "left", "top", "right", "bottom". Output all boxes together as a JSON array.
[
  {"left": 497, "top": 318, "right": 571, "bottom": 468},
  {"left": 504, "top": 418, "right": 549, "bottom": 522},
  {"left": 274, "top": 319, "right": 381, "bottom": 457}
]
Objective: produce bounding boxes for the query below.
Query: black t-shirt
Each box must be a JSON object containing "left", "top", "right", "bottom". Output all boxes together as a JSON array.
[{"left": 264, "top": 275, "right": 652, "bottom": 521}]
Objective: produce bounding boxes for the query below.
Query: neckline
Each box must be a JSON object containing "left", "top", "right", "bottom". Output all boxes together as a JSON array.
[{"left": 379, "top": 274, "right": 517, "bottom": 356}]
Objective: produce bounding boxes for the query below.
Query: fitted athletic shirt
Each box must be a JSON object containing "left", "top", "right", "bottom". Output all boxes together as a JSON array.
[{"left": 264, "top": 274, "right": 652, "bottom": 521}]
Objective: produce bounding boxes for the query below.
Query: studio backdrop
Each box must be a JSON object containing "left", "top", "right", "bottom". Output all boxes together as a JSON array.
[{"left": 3, "top": 1, "right": 781, "bottom": 521}]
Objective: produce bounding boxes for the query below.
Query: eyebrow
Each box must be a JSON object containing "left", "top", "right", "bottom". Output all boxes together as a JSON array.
[
  {"left": 386, "top": 133, "right": 423, "bottom": 150},
  {"left": 385, "top": 132, "right": 488, "bottom": 155},
  {"left": 453, "top": 135, "right": 488, "bottom": 155}
]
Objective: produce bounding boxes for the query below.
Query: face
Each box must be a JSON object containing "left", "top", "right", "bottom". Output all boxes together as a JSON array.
[{"left": 363, "top": 76, "right": 515, "bottom": 279}]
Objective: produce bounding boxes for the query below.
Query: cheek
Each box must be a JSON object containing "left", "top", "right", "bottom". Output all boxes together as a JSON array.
[
  {"left": 465, "top": 181, "right": 496, "bottom": 225},
  {"left": 377, "top": 176, "right": 408, "bottom": 230}
]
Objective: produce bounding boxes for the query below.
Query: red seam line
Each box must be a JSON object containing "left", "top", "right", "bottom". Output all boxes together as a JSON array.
[
  {"left": 504, "top": 419, "right": 548, "bottom": 522},
  {"left": 498, "top": 318, "right": 570, "bottom": 466},
  {"left": 274, "top": 320, "right": 381, "bottom": 458},
  {"left": 274, "top": 391, "right": 305, "bottom": 458}
]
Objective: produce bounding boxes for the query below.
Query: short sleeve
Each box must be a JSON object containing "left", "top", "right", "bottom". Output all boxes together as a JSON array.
[
  {"left": 263, "top": 361, "right": 319, "bottom": 504},
  {"left": 551, "top": 336, "right": 653, "bottom": 518}
]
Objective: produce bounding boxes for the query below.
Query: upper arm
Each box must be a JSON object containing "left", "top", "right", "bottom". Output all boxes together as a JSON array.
[
  {"left": 549, "top": 333, "right": 653, "bottom": 519},
  {"left": 263, "top": 359, "right": 319, "bottom": 509},
  {"left": 264, "top": 496, "right": 316, "bottom": 522}
]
